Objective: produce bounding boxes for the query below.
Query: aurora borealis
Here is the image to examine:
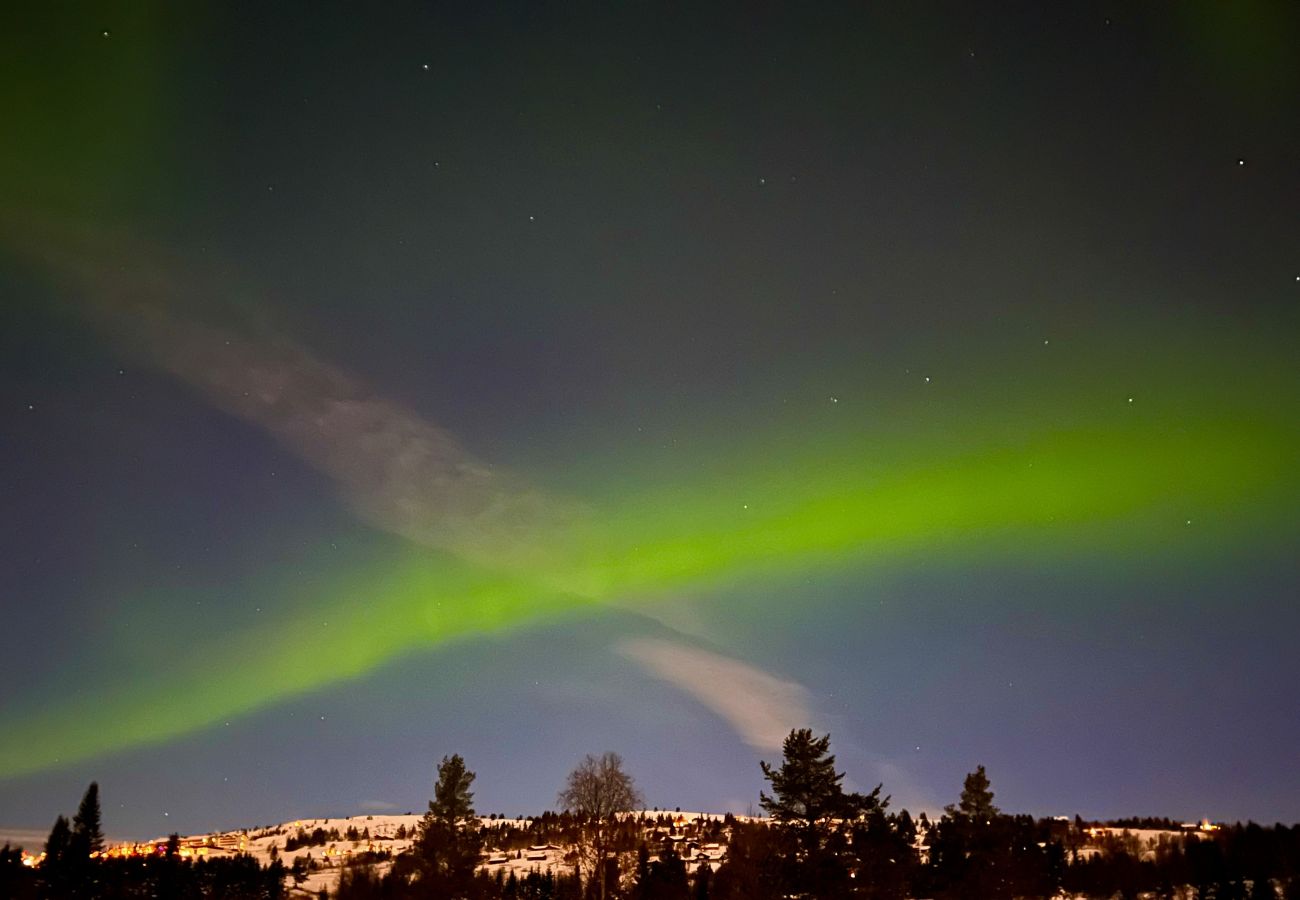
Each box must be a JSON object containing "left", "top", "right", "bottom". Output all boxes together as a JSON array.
[{"left": 3, "top": 1, "right": 1298, "bottom": 838}]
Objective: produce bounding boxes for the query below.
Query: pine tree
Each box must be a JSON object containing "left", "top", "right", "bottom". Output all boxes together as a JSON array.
[
  {"left": 758, "top": 729, "right": 880, "bottom": 900},
  {"left": 759, "top": 729, "right": 855, "bottom": 828},
  {"left": 414, "top": 753, "right": 484, "bottom": 898},
  {"left": 428, "top": 753, "right": 477, "bottom": 826},
  {"left": 935, "top": 767, "right": 1015, "bottom": 900},
  {"left": 954, "top": 766, "right": 998, "bottom": 823}
]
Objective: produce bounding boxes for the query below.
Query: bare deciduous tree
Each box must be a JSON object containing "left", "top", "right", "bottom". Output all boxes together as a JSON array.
[{"left": 559, "top": 752, "right": 642, "bottom": 900}]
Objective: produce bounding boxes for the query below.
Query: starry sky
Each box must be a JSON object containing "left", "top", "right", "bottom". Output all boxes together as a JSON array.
[{"left": 2, "top": 1, "right": 1298, "bottom": 841}]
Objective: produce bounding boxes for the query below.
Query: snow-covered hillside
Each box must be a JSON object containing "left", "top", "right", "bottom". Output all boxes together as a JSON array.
[
  {"left": 137, "top": 810, "right": 740, "bottom": 896},
  {"left": 96, "top": 811, "right": 1215, "bottom": 897}
]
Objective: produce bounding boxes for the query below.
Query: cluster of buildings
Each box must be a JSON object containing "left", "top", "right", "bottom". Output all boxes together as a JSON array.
[{"left": 16, "top": 832, "right": 248, "bottom": 869}]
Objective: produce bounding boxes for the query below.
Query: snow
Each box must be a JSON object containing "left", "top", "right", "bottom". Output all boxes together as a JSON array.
[
  {"left": 137, "top": 810, "right": 1207, "bottom": 896},
  {"left": 148, "top": 810, "right": 734, "bottom": 896}
]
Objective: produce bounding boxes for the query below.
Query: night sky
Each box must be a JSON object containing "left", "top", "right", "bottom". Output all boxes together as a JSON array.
[{"left": 2, "top": 1, "right": 1298, "bottom": 841}]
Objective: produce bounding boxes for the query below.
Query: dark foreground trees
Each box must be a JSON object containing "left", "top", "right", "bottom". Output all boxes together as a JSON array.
[
  {"left": 4, "top": 782, "right": 284, "bottom": 899},
  {"left": 70, "top": 782, "right": 105, "bottom": 858},
  {"left": 14, "top": 739, "right": 1300, "bottom": 900},
  {"left": 741, "top": 728, "right": 886, "bottom": 900}
]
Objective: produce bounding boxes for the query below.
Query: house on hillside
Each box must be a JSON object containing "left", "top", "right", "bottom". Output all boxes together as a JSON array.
[{"left": 526, "top": 844, "right": 559, "bottom": 862}]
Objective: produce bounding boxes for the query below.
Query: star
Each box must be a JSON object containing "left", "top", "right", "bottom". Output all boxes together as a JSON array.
[{"left": 1237, "top": 159, "right": 1246, "bottom": 166}]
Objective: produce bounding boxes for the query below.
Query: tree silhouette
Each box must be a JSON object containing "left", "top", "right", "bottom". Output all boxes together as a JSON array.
[
  {"left": 931, "top": 767, "right": 1035, "bottom": 900},
  {"left": 71, "top": 782, "right": 105, "bottom": 857},
  {"left": 413, "top": 753, "right": 484, "bottom": 898},
  {"left": 41, "top": 815, "right": 74, "bottom": 897},
  {"left": 758, "top": 729, "right": 883, "bottom": 899},
  {"left": 44, "top": 815, "right": 72, "bottom": 865},
  {"left": 952, "top": 765, "right": 998, "bottom": 823},
  {"left": 760, "top": 729, "right": 876, "bottom": 829},
  {"left": 559, "top": 752, "right": 642, "bottom": 900}
]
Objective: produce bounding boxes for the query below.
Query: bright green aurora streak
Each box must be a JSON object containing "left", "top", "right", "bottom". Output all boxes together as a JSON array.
[
  {"left": 1, "top": 347, "right": 1294, "bottom": 778},
  {"left": 1, "top": 0, "right": 1296, "bottom": 785}
]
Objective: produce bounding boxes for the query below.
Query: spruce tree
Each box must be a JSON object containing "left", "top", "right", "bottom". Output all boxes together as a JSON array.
[
  {"left": 71, "top": 782, "right": 105, "bottom": 857},
  {"left": 44, "top": 816, "right": 71, "bottom": 864},
  {"left": 41, "top": 816, "right": 73, "bottom": 897}
]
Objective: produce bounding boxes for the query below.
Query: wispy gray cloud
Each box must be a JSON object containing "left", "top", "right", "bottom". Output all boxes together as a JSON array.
[
  {"left": 135, "top": 310, "right": 587, "bottom": 571},
  {"left": 14, "top": 222, "right": 588, "bottom": 573},
  {"left": 618, "top": 638, "right": 812, "bottom": 753}
]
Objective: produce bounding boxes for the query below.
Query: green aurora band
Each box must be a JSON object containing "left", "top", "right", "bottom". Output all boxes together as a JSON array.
[
  {"left": 1, "top": 335, "right": 1295, "bottom": 777},
  {"left": 2, "top": 0, "right": 1296, "bottom": 782}
]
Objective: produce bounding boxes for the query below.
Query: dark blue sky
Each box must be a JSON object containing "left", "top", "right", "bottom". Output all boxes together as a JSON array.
[{"left": 1, "top": 1, "right": 1298, "bottom": 841}]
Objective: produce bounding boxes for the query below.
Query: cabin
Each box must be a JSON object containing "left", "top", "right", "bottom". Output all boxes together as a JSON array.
[{"left": 526, "top": 843, "right": 558, "bottom": 862}]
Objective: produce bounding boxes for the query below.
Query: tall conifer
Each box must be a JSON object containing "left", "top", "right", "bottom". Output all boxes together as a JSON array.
[{"left": 71, "top": 782, "right": 105, "bottom": 856}]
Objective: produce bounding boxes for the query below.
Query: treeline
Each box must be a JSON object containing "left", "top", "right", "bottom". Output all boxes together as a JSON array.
[
  {"left": 477, "top": 811, "right": 729, "bottom": 855},
  {"left": 336, "top": 731, "right": 1300, "bottom": 900},
  {"left": 5, "top": 732, "right": 1300, "bottom": 900},
  {"left": 0, "top": 783, "right": 285, "bottom": 899},
  {"left": 286, "top": 824, "right": 378, "bottom": 852},
  {"left": 1063, "top": 825, "right": 1300, "bottom": 900},
  {"left": 1098, "top": 816, "right": 1188, "bottom": 831}
]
